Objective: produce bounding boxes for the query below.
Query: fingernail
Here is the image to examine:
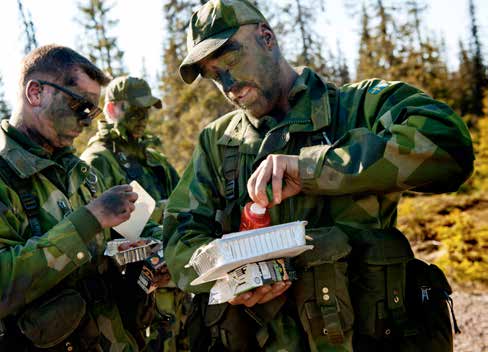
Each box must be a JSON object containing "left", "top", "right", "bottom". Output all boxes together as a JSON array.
[{"left": 274, "top": 282, "right": 285, "bottom": 291}]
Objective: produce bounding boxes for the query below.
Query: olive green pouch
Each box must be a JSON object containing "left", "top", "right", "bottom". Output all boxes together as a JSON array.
[
  {"left": 293, "top": 226, "right": 354, "bottom": 345},
  {"left": 402, "top": 259, "right": 455, "bottom": 351},
  {"left": 348, "top": 228, "right": 414, "bottom": 339},
  {"left": 17, "top": 289, "right": 86, "bottom": 348}
]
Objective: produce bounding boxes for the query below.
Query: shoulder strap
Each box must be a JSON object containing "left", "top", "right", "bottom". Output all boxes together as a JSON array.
[
  {"left": 222, "top": 145, "right": 240, "bottom": 201},
  {"left": 0, "top": 158, "right": 42, "bottom": 237}
]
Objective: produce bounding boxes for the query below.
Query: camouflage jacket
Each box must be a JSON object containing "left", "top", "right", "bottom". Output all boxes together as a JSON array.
[
  {"left": 0, "top": 119, "right": 141, "bottom": 350},
  {"left": 163, "top": 67, "right": 474, "bottom": 293},
  {"left": 81, "top": 120, "right": 180, "bottom": 222}
]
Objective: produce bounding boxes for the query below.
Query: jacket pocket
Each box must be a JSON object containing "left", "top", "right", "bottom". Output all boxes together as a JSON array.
[
  {"left": 293, "top": 226, "right": 354, "bottom": 345},
  {"left": 348, "top": 227, "right": 414, "bottom": 339},
  {"left": 17, "top": 289, "right": 87, "bottom": 348}
]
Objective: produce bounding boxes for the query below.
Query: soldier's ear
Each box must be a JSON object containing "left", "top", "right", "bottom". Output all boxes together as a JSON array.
[
  {"left": 105, "top": 101, "right": 118, "bottom": 121},
  {"left": 258, "top": 23, "right": 276, "bottom": 50},
  {"left": 25, "top": 80, "right": 42, "bottom": 107}
]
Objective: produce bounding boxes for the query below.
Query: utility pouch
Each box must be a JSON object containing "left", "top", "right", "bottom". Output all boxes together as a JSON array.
[
  {"left": 17, "top": 289, "right": 87, "bottom": 348},
  {"left": 293, "top": 226, "right": 354, "bottom": 345},
  {"left": 402, "top": 259, "right": 457, "bottom": 351},
  {"left": 348, "top": 227, "right": 414, "bottom": 339}
]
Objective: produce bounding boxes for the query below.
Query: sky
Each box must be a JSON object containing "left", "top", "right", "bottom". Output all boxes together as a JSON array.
[{"left": 0, "top": 0, "right": 487, "bottom": 108}]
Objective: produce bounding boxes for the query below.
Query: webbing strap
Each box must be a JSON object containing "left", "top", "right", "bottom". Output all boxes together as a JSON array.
[
  {"left": 314, "top": 264, "right": 345, "bottom": 344},
  {"left": 0, "top": 158, "right": 42, "bottom": 237},
  {"left": 386, "top": 263, "right": 408, "bottom": 326},
  {"left": 222, "top": 145, "right": 239, "bottom": 200},
  {"left": 108, "top": 141, "right": 167, "bottom": 198}
]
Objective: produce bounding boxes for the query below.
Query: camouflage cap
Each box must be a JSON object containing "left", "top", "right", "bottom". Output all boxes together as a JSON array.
[
  {"left": 179, "top": 0, "right": 268, "bottom": 84},
  {"left": 106, "top": 76, "right": 162, "bottom": 109}
]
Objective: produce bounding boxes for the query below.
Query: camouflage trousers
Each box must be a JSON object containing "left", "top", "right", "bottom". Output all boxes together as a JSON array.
[{"left": 144, "top": 287, "right": 191, "bottom": 352}]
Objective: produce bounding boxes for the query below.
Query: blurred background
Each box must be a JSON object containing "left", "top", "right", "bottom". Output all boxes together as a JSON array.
[{"left": 0, "top": 1, "right": 487, "bottom": 350}]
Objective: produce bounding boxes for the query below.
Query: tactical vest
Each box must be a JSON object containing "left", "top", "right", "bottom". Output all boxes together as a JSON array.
[{"left": 189, "top": 82, "right": 460, "bottom": 352}]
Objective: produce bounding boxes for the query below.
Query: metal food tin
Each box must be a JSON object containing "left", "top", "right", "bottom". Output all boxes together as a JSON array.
[
  {"left": 187, "top": 221, "right": 312, "bottom": 285},
  {"left": 105, "top": 238, "right": 162, "bottom": 266}
]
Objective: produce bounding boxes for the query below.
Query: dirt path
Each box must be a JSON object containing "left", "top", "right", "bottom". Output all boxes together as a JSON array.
[{"left": 452, "top": 291, "right": 488, "bottom": 352}]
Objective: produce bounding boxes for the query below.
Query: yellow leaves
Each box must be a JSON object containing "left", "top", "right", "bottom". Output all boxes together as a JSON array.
[
  {"left": 398, "top": 195, "right": 488, "bottom": 286},
  {"left": 435, "top": 209, "right": 488, "bottom": 285}
]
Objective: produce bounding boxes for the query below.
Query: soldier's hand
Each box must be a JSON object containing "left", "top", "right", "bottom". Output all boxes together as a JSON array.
[
  {"left": 153, "top": 263, "right": 172, "bottom": 288},
  {"left": 228, "top": 281, "right": 292, "bottom": 307},
  {"left": 85, "top": 185, "right": 138, "bottom": 228},
  {"left": 247, "top": 154, "right": 301, "bottom": 207}
]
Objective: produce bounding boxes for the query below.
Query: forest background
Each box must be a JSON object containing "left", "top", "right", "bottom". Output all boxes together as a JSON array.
[{"left": 0, "top": 0, "right": 487, "bottom": 348}]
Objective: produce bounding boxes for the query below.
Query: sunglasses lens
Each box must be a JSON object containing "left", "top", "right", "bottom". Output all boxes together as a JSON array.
[{"left": 73, "top": 101, "right": 101, "bottom": 120}]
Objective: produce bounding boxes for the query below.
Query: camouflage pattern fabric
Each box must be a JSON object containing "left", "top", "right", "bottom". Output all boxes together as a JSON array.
[
  {"left": 0, "top": 119, "right": 141, "bottom": 351},
  {"left": 180, "top": 0, "right": 269, "bottom": 84},
  {"left": 81, "top": 120, "right": 179, "bottom": 222},
  {"left": 81, "top": 120, "right": 190, "bottom": 352},
  {"left": 163, "top": 67, "right": 474, "bottom": 351}
]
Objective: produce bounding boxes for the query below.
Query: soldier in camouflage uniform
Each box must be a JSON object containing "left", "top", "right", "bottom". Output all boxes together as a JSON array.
[
  {"left": 81, "top": 76, "right": 190, "bottom": 352},
  {"left": 163, "top": 1, "right": 475, "bottom": 351},
  {"left": 0, "top": 45, "right": 161, "bottom": 351}
]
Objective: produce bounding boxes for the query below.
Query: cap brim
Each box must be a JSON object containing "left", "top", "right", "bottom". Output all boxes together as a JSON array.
[
  {"left": 179, "top": 27, "right": 239, "bottom": 84},
  {"left": 134, "top": 95, "right": 162, "bottom": 109}
]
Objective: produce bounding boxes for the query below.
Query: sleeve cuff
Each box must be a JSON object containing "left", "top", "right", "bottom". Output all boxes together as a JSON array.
[
  {"left": 299, "top": 145, "right": 330, "bottom": 180},
  {"left": 66, "top": 207, "right": 102, "bottom": 243}
]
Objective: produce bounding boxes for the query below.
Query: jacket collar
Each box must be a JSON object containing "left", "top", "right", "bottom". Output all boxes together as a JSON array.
[
  {"left": 217, "top": 67, "right": 332, "bottom": 155},
  {"left": 0, "top": 120, "right": 56, "bottom": 178}
]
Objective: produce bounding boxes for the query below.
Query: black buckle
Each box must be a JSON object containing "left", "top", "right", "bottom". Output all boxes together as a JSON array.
[
  {"left": 19, "top": 192, "right": 39, "bottom": 214},
  {"left": 224, "top": 180, "right": 237, "bottom": 200}
]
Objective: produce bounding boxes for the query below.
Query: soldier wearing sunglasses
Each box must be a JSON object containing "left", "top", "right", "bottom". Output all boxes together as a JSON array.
[
  {"left": 81, "top": 76, "right": 189, "bottom": 352},
  {"left": 0, "top": 45, "right": 160, "bottom": 351}
]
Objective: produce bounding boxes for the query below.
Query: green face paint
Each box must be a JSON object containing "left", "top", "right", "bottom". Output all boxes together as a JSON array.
[
  {"left": 117, "top": 105, "right": 149, "bottom": 140},
  {"left": 44, "top": 92, "right": 84, "bottom": 147},
  {"left": 200, "top": 27, "right": 281, "bottom": 119}
]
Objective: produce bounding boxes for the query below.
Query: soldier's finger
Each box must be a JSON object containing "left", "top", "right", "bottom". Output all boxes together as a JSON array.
[
  {"left": 258, "top": 281, "right": 291, "bottom": 304},
  {"left": 229, "top": 292, "right": 253, "bottom": 305},
  {"left": 271, "top": 157, "right": 285, "bottom": 205},
  {"left": 114, "top": 184, "right": 132, "bottom": 192},
  {"left": 243, "top": 285, "right": 272, "bottom": 307},
  {"left": 247, "top": 160, "right": 264, "bottom": 202},
  {"left": 125, "top": 191, "right": 138, "bottom": 203},
  {"left": 254, "top": 159, "right": 273, "bottom": 207}
]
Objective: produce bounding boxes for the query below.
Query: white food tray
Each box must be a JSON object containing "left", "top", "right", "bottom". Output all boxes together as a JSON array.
[{"left": 187, "top": 221, "right": 312, "bottom": 285}]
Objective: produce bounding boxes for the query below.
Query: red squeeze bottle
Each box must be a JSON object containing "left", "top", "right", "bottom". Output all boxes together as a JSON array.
[{"left": 239, "top": 202, "right": 271, "bottom": 231}]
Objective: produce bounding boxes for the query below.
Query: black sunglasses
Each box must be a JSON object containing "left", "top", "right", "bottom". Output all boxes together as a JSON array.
[{"left": 37, "top": 80, "right": 102, "bottom": 120}]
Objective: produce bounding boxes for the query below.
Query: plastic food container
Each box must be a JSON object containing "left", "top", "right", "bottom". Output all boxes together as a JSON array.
[
  {"left": 104, "top": 238, "right": 162, "bottom": 266},
  {"left": 187, "top": 221, "right": 312, "bottom": 285}
]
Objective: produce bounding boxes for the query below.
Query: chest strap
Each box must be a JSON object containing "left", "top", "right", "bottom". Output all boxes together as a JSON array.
[{"left": 0, "top": 157, "right": 42, "bottom": 237}]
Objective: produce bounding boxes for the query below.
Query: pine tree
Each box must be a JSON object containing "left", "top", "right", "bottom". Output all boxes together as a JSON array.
[
  {"left": 277, "top": 0, "right": 331, "bottom": 78},
  {"left": 395, "top": 1, "right": 451, "bottom": 101},
  {"left": 356, "top": 1, "right": 399, "bottom": 80},
  {"left": 467, "top": 0, "right": 487, "bottom": 116},
  {"left": 153, "top": 0, "right": 231, "bottom": 172},
  {"left": 356, "top": 3, "right": 376, "bottom": 80},
  {"left": 17, "top": 0, "right": 38, "bottom": 54},
  {"left": 77, "top": 0, "right": 125, "bottom": 78},
  {"left": 0, "top": 73, "right": 11, "bottom": 120}
]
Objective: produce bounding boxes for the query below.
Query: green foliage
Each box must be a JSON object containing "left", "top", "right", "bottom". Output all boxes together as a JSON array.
[
  {"left": 356, "top": 0, "right": 451, "bottom": 102},
  {"left": 398, "top": 194, "right": 488, "bottom": 287},
  {"left": 435, "top": 209, "right": 488, "bottom": 285},
  {"left": 154, "top": 0, "right": 231, "bottom": 173},
  {"left": 77, "top": 0, "right": 125, "bottom": 78},
  {"left": 17, "top": 0, "right": 38, "bottom": 54}
]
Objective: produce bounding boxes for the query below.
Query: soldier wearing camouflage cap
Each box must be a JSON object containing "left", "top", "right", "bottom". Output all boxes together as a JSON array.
[
  {"left": 0, "top": 45, "right": 164, "bottom": 351},
  {"left": 163, "top": 0, "right": 474, "bottom": 351},
  {"left": 81, "top": 76, "right": 190, "bottom": 352}
]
